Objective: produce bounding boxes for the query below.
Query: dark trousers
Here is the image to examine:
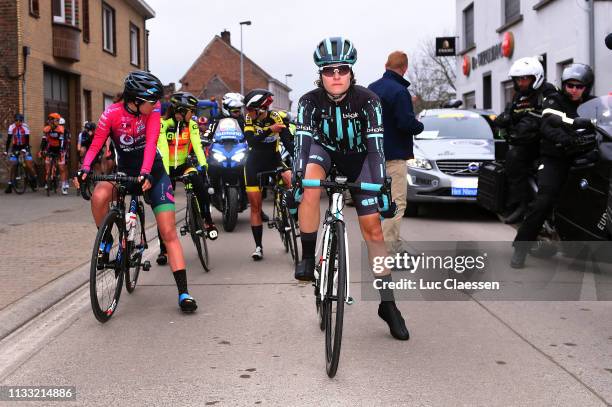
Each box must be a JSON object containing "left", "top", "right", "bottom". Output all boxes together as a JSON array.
[
  {"left": 505, "top": 143, "right": 540, "bottom": 208},
  {"left": 514, "top": 156, "right": 570, "bottom": 243}
]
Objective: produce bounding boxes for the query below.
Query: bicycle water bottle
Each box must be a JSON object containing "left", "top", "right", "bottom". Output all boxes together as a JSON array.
[{"left": 126, "top": 200, "right": 138, "bottom": 241}]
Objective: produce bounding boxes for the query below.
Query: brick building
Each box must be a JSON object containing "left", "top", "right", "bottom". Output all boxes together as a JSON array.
[
  {"left": 179, "top": 30, "right": 292, "bottom": 112},
  {"left": 0, "top": 0, "right": 155, "bottom": 178}
]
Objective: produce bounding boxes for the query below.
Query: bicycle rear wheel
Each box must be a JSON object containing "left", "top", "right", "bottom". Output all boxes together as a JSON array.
[
  {"left": 187, "top": 194, "right": 210, "bottom": 271},
  {"left": 283, "top": 205, "right": 299, "bottom": 265},
  {"left": 90, "top": 210, "right": 125, "bottom": 323},
  {"left": 13, "top": 164, "right": 26, "bottom": 194},
  {"left": 324, "top": 221, "right": 346, "bottom": 378},
  {"left": 125, "top": 202, "right": 146, "bottom": 293}
]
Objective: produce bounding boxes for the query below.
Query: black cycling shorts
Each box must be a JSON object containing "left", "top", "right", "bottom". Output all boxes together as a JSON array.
[
  {"left": 244, "top": 149, "right": 286, "bottom": 192},
  {"left": 117, "top": 157, "right": 175, "bottom": 215},
  {"left": 306, "top": 143, "right": 378, "bottom": 216}
]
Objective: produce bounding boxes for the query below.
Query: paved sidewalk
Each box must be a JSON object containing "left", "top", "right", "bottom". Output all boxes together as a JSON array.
[{"left": 0, "top": 187, "right": 182, "bottom": 311}]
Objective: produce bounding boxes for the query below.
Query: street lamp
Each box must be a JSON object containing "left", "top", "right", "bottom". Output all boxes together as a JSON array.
[
  {"left": 240, "top": 20, "right": 252, "bottom": 96},
  {"left": 284, "top": 73, "right": 293, "bottom": 86}
]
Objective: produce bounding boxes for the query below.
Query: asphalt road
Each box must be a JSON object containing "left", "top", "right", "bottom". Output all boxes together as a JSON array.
[{"left": 0, "top": 199, "right": 611, "bottom": 406}]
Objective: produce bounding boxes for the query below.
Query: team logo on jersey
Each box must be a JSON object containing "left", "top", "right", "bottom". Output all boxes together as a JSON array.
[
  {"left": 342, "top": 112, "right": 358, "bottom": 119},
  {"left": 120, "top": 134, "right": 135, "bottom": 145}
]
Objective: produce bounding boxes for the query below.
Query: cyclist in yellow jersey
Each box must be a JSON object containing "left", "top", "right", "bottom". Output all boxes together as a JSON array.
[
  {"left": 156, "top": 92, "right": 218, "bottom": 265},
  {"left": 243, "top": 89, "right": 294, "bottom": 260}
]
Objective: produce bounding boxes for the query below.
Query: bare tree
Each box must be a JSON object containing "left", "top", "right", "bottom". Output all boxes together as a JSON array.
[{"left": 408, "top": 38, "right": 457, "bottom": 113}]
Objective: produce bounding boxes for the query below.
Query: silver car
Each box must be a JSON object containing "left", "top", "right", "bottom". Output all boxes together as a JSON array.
[{"left": 405, "top": 109, "right": 495, "bottom": 216}]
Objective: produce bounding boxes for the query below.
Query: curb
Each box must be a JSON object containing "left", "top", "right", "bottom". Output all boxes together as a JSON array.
[{"left": 0, "top": 206, "right": 186, "bottom": 342}]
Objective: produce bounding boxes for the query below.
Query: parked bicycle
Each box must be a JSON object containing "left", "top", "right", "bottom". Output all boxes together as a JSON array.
[
  {"left": 258, "top": 168, "right": 299, "bottom": 265},
  {"left": 299, "top": 172, "right": 384, "bottom": 378},
  {"left": 80, "top": 173, "right": 151, "bottom": 323}
]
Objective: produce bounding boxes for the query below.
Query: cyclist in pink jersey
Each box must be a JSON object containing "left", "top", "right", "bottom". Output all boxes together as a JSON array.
[{"left": 75, "top": 71, "right": 198, "bottom": 312}]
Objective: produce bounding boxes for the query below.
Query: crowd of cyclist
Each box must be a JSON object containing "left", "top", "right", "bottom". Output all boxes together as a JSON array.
[{"left": 7, "top": 36, "right": 599, "bottom": 340}]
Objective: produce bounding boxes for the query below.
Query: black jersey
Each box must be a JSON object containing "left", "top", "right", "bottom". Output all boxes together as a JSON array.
[{"left": 294, "top": 85, "right": 386, "bottom": 183}]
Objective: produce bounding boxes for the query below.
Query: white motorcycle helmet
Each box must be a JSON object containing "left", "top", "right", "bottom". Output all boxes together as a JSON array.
[
  {"left": 508, "top": 57, "right": 545, "bottom": 90},
  {"left": 222, "top": 92, "right": 244, "bottom": 116}
]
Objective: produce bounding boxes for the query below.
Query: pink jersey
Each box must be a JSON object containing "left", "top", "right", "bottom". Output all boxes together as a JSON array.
[{"left": 82, "top": 101, "right": 161, "bottom": 174}]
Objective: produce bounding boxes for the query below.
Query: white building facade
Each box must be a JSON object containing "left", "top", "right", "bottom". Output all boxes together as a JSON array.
[{"left": 455, "top": 0, "right": 612, "bottom": 113}]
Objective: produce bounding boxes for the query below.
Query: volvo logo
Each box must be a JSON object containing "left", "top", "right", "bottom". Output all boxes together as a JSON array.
[{"left": 467, "top": 162, "right": 480, "bottom": 173}]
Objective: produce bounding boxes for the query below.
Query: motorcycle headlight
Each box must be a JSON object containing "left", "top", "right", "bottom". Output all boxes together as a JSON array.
[
  {"left": 407, "top": 157, "right": 433, "bottom": 170},
  {"left": 231, "top": 151, "right": 245, "bottom": 162},
  {"left": 212, "top": 152, "right": 226, "bottom": 162}
]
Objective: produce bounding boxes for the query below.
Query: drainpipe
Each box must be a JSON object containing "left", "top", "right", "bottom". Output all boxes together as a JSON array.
[
  {"left": 22, "top": 46, "right": 29, "bottom": 118},
  {"left": 588, "top": 0, "right": 595, "bottom": 72}
]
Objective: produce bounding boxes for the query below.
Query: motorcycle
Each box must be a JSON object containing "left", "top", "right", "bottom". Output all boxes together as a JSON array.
[
  {"left": 478, "top": 95, "right": 612, "bottom": 258},
  {"left": 205, "top": 118, "right": 248, "bottom": 232}
]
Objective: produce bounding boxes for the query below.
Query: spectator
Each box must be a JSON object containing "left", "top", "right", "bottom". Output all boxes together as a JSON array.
[{"left": 368, "top": 51, "right": 424, "bottom": 252}]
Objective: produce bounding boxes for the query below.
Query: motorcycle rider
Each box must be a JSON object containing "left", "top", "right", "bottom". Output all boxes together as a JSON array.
[
  {"left": 495, "top": 57, "right": 557, "bottom": 223},
  {"left": 511, "top": 63, "right": 596, "bottom": 268},
  {"left": 205, "top": 92, "right": 246, "bottom": 137}
]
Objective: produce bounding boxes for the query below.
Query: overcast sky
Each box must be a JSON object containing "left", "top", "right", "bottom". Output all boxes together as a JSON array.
[{"left": 146, "top": 0, "right": 456, "bottom": 111}]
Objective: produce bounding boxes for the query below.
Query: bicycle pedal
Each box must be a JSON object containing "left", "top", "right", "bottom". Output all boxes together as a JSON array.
[
  {"left": 346, "top": 296, "right": 355, "bottom": 305},
  {"left": 267, "top": 222, "right": 275, "bottom": 229},
  {"left": 179, "top": 226, "right": 188, "bottom": 236},
  {"left": 142, "top": 260, "right": 151, "bottom": 271}
]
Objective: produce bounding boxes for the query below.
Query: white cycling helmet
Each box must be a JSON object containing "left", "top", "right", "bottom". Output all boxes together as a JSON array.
[
  {"left": 508, "top": 57, "right": 545, "bottom": 90},
  {"left": 222, "top": 92, "right": 244, "bottom": 116}
]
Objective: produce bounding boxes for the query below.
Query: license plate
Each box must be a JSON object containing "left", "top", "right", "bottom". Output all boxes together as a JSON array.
[{"left": 452, "top": 187, "right": 478, "bottom": 196}]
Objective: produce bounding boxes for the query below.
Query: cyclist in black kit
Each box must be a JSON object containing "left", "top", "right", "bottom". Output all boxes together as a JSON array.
[
  {"left": 289, "top": 37, "right": 409, "bottom": 340},
  {"left": 243, "top": 89, "right": 294, "bottom": 260}
]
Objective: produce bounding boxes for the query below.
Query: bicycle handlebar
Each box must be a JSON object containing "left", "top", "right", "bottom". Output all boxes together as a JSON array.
[
  {"left": 301, "top": 178, "right": 383, "bottom": 192},
  {"left": 79, "top": 173, "right": 151, "bottom": 204}
]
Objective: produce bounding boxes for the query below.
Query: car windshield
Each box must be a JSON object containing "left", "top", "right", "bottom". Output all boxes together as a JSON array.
[{"left": 416, "top": 112, "right": 493, "bottom": 140}]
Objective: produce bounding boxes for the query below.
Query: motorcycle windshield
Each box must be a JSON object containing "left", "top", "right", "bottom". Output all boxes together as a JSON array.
[
  {"left": 214, "top": 118, "right": 244, "bottom": 142},
  {"left": 578, "top": 95, "right": 612, "bottom": 135}
]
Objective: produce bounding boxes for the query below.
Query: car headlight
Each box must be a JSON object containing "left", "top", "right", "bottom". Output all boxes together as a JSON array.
[
  {"left": 212, "top": 152, "right": 226, "bottom": 162},
  {"left": 231, "top": 151, "right": 245, "bottom": 162},
  {"left": 407, "top": 158, "right": 433, "bottom": 170}
]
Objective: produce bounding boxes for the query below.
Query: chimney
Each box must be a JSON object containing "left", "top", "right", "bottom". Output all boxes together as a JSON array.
[{"left": 220, "top": 30, "right": 231, "bottom": 45}]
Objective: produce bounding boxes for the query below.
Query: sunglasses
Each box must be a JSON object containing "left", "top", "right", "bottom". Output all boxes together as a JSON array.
[
  {"left": 565, "top": 83, "right": 585, "bottom": 90},
  {"left": 319, "top": 65, "right": 352, "bottom": 78}
]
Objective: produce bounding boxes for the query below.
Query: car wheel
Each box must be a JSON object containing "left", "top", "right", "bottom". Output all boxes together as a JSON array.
[{"left": 404, "top": 204, "right": 419, "bottom": 217}]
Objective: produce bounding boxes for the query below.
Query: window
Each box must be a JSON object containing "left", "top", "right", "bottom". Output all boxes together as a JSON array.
[
  {"left": 130, "top": 24, "right": 140, "bottom": 67},
  {"left": 463, "top": 91, "right": 476, "bottom": 109},
  {"left": 102, "top": 3, "right": 116, "bottom": 54},
  {"left": 52, "top": 0, "right": 77, "bottom": 25},
  {"left": 463, "top": 3, "right": 475, "bottom": 49},
  {"left": 103, "top": 94, "right": 115, "bottom": 110},
  {"left": 52, "top": 0, "right": 65, "bottom": 23},
  {"left": 504, "top": 0, "right": 520, "bottom": 23},
  {"left": 540, "top": 53, "right": 547, "bottom": 80},
  {"left": 502, "top": 80, "right": 514, "bottom": 107},
  {"left": 83, "top": 0, "right": 90, "bottom": 43},
  {"left": 483, "top": 73, "right": 492, "bottom": 110},
  {"left": 83, "top": 90, "right": 92, "bottom": 122},
  {"left": 29, "top": 0, "right": 39, "bottom": 17}
]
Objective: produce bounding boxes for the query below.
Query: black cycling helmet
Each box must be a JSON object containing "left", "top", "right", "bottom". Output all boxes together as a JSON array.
[
  {"left": 313, "top": 37, "right": 357, "bottom": 67},
  {"left": 14, "top": 113, "right": 24, "bottom": 121},
  {"left": 561, "top": 63, "right": 594, "bottom": 96},
  {"left": 123, "top": 70, "right": 163, "bottom": 103},
  {"left": 84, "top": 121, "right": 96, "bottom": 131},
  {"left": 169, "top": 92, "right": 198, "bottom": 110},
  {"left": 244, "top": 89, "right": 274, "bottom": 110}
]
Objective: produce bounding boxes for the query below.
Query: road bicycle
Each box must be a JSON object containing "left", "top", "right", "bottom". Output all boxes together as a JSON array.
[
  {"left": 174, "top": 168, "right": 211, "bottom": 272},
  {"left": 80, "top": 173, "right": 151, "bottom": 323},
  {"left": 300, "top": 171, "right": 385, "bottom": 377},
  {"left": 258, "top": 168, "right": 299, "bottom": 265},
  {"left": 7, "top": 149, "right": 30, "bottom": 194}
]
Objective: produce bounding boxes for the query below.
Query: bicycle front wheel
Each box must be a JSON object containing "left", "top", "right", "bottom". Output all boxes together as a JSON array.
[
  {"left": 324, "top": 221, "right": 347, "bottom": 378},
  {"left": 13, "top": 164, "right": 26, "bottom": 194},
  {"left": 90, "top": 210, "right": 125, "bottom": 323},
  {"left": 283, "top": 205, "right": 299, "bottom": 266},
  {"left": 125, "top": 202, "right": 146, "bottom": 293},
  {"left": 187, "top": 194, "right": 210, "bottom": 271}
]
